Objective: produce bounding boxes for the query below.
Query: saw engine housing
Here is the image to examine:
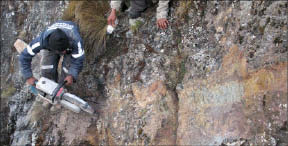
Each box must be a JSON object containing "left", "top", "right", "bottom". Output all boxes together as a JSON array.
[{"left": 35, "top": 77, "right": 94, "bottom": 114}]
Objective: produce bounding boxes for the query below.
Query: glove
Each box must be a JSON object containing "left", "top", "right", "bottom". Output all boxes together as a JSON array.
[{"left": 29, "top": 85, "right": 38, "bottom": 96}]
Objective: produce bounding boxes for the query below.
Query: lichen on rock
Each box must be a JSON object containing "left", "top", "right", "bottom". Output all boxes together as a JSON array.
[{"left": 1, "top": 1, "right": 287, "bottom": 145}]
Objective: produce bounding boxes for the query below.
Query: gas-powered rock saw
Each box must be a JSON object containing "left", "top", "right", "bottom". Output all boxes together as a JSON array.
[
  {"left": 14, "top": 39, "right": 94, "bottom": 114},
  {"left": 30, "top": 77, "right": 94, "bottom": 114}
]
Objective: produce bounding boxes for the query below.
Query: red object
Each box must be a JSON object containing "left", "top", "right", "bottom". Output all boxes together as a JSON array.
[{"left": 56, "top": 88, "right": 64, "bottom": 97}]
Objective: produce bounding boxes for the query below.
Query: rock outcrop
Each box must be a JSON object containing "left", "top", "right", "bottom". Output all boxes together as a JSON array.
[{"left": 1, "top": 1, "right": 287, "bottom": 145}]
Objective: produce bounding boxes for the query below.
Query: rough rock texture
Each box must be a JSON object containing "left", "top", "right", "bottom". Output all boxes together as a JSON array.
[
  {"left": 176, "top": 1, "right": 288, "bottom": 145},
  {"left": 1, "top": 1, "right": 67, "bottom": 145},
  {"left": 1, "top": 1, "right": 287, "bottom": 145}
]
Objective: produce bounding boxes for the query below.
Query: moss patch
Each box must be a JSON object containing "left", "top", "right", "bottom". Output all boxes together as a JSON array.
[
  {"left": 1, "top": 85, "right": 16, "bottom": 98},
  {"left": 130, "top": 19, "right": 144, "bottom": 33},
  {"left": 178, "top": 57, "right": 187, "bottom": 84},
  {"left": 176, "top": 1, "right": 193, "bottom": 22},
  {"left": 166, "top": 55, "right": 188, "bottom": 90}
]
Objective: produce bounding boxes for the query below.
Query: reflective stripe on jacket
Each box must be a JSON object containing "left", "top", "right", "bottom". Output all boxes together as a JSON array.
[{"left": 19, "top": 20, "right": 84, "bottom": 80}]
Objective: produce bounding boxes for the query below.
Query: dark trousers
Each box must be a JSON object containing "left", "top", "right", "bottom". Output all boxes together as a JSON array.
[
  {"left": 128, "top": 0, "right": 152, "bottom": 19},
  {"left": 40, "top": 50, "right": 71, "bottom": 83}
]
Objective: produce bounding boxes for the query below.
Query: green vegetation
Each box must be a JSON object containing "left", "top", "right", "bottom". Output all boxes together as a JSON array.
[
  {"left": 130, "top": 19, "right": 144, "bottom": 34},
  {"left": 62, "top": 1, "right": 110, "bottom": 61},
  {"left": 1, "top": 85, "right": 16, "bottom": 98},
  {"left": 166, "top": 55, "right": 188, "bottom": 90},
  {"left": 176, "top": 1, "right": 193, "bottom": 21},
  {"left": 62, "top": 1, "right": 78, "bottom": 21},
  {"left": 178, "top": 57, "right": 187, "bottom": 84}
]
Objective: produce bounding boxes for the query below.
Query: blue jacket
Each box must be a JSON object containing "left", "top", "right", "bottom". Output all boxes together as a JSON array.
[{"left": 19, "top": 21, "right": 85, "bottom": 80}]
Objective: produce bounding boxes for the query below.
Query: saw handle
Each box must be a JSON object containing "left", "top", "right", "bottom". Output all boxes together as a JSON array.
[
  {"left": 51, "top": 80, "right": 67, "bottom": 103},
  {"left": 29, "top": 85, "right": 38, "bottom": 96},
  {"left": 29, "top": 79, "right": 39, "bottom": 96}
]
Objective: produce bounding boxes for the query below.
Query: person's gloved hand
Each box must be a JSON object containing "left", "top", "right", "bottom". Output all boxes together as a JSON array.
[
  {"left": 107, "top": 9, "right": 117, "bottom": 27},
  {"left": 26, "top": 77, "right": 36, "bottom": 85},
  {"left": 64, "top": 75, "right": 73, "bottom": 86},
  {"left": 157, "top": 18, "right": 169, "bottom": 29}
]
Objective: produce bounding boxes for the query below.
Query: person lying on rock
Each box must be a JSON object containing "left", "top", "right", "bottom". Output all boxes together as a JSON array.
[
  {"left": 107, "top": 0, "right": 170, "bottom": 29},
  {"left": 19, "top": 20, "right": 84, "bottom": 86}
]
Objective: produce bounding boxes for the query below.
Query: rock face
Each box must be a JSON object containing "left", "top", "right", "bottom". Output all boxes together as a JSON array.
[
  {"left": 1, "top": 1, "right": 287, "bottom": 145},
  {"left": 1, "top": 1, "right": 67, "bottom": 145}
]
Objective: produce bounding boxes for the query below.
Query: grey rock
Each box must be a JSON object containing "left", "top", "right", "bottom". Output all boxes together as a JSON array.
[{"left": 11, "top": 130, "right": 33, "bottom": 146}]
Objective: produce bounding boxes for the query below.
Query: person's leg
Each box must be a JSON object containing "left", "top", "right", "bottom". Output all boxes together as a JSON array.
[
  {"left": 120, "top": 0, "right": 130, "bottom": 12},
  {"left": 40, "top": 50, "right": 60, "bottom": 82},
  {"left": 129, "top": 0, "right": 147, "bottom": 19},
  {"left": 145, "top": 0, "right": 153, "bottom": 8}
]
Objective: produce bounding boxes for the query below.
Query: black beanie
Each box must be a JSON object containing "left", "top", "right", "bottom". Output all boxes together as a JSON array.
[{"left": 48, "top": 28, "right": 69, "bottom": 52}]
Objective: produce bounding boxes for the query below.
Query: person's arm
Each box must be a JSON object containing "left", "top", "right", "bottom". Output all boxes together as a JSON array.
[
  {"left": 156, "top": 0, "right": 170, "bottom": 29},
  {"left": 19, "top": 36, "right": 42, "bottom": 85},
  {"left": 68, "top": 41, "right": 85, "bottom": 82},
  {"left": 108, "top": 1, "right": 122, "bottom": 26}
]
